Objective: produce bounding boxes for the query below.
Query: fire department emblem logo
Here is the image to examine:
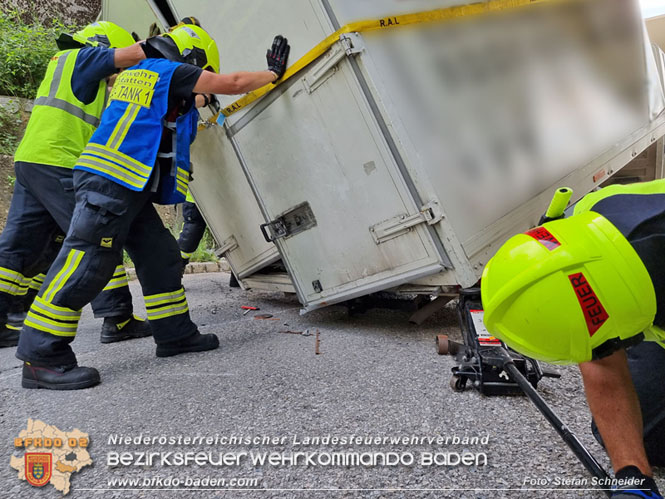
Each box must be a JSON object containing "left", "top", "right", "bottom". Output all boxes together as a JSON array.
[
  {"left": 25, "top": 452, "right": 52, "bottom": 487},
  {"left": 11, "top": 419, "right": 92, "bottom": 495}
]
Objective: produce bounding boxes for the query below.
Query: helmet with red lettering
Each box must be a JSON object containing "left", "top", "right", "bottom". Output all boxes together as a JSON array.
[{"left": 481, "top": 211, "right": 656, "bottom": 364}]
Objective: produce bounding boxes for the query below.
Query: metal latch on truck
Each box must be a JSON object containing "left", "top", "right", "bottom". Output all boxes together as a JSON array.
[
  {"left": 260, "top": 202, "right": 318, "bottom": 242},
  {"left": 369, "top": 200, "right": 444, "bottom": 244}
]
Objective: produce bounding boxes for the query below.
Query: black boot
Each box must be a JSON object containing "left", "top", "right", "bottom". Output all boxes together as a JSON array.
[
  {"left": 155, "top": 331, "right": 219, "bottom": 358},
  {"left": 0, "top": 324, "right": 20, "bottom": 347},
  {"left": 22, "top": 363, "right": 100, "bottom": 390},
  {"left": 100, "top": 315, "right": 152, "bottom": 344}
]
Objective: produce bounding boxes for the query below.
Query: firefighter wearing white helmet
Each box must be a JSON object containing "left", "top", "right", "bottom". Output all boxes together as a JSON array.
[
  {"left": 482, "top": 180, "right": 665, "bottom": 498},
  {"left": 0, "top": 22, "right": 151, "bottom": 358},
  {"left": 16, "top": 23, "right": 291, "bottom": 391}
]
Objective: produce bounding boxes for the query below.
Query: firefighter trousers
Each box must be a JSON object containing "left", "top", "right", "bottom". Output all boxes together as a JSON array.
[
  {"left": 0, "top": 162, "right": 132, "bottom": 328},
  {"left": 16, "top": 170, "right": 198, "bottom": 366}
]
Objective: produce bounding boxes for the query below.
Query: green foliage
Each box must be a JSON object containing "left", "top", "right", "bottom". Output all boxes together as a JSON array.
[
  {"left": 0, "top": 9, "right": 75, "bottom": 98},
  {"left": 122, "top": 250, "right": 133, "bottom": 268},
  {"left": 121, "top": 227, "right": 217, "bottom": 272},
  {"left": 189, "top": 228, "right": 218, "bottom": 263},
  {"left": 0, "top": 105, "right": 22, "bottom": 155}
]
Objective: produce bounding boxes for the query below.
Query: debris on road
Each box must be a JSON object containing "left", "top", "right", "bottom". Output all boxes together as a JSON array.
[{"left": 242, "top": 305, "right": 259, "bottom": 316}]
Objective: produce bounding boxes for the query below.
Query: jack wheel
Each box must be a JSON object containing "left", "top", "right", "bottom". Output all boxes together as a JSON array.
[
  {"left": 450, "top": 375, "right": 467, "bottom": 392},
  {"left": 437, "top": 334, "right": 450, "bottom": 355},
  {"left": 437, "top": 334, "right": 461, "bottom": 356}
]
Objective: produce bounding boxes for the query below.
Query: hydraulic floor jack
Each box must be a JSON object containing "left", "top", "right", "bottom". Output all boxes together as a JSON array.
[
  {"left": 437, "top": 289, "right": 611, "bottom": 495},
  {"left": 436, "top": 188, "right": 612, "bottom": 497}
]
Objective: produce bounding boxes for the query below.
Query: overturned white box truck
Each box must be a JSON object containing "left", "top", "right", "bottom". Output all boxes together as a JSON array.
[{"left": 103, "top": 0, "right": 665, "bottom": 312}]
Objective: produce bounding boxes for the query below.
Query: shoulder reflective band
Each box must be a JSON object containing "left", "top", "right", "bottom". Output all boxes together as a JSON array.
[
  {"left": 202, "top": 0, "right": 567, "bottom": 128},
  {"left": 34, "top": 50, "right": 102, "bottom": 127},
  {"left": 525, "top": 227, "right": 561, "bottom": 250},
  {"left": 568, "top": 272, "right": 609, "bottom": 336}
]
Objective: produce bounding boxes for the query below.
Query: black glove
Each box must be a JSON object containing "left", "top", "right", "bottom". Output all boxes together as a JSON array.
[
  {"left": 266, "top": 35, "right": 290, "bottom": 80},
  {"left": 149, "top": 22, "right": 162, "bottom": 37},
  {"left": 180, "top": 16, "right": 201, "bottom": 27},
  {"left": 610, "top": 466, "right": 663, "bottom": 498},
  {"left": 208, "top": 93, "right": 219, "bottom": 111}
]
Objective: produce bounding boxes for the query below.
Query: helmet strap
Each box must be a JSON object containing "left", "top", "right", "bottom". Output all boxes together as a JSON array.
[
  {"left": 591, "top": 332, "right": 644, "bottom": 360},
  {"left": 56, "top": 33, "right": 84, "bottom": 51},
  {"left": 181, "top": 47, "right": 208, "bottom": 70},
  {"left": 143, "top": 36, "right": 185, "bottom": 63}
]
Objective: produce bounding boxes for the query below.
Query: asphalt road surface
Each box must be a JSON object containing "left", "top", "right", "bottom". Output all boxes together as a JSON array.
[{"left": 1, "top": 272, "right": 662, "bottom": 498}]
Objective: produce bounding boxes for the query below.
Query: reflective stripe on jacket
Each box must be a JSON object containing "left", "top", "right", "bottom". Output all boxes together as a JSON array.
[{"left": 14, "top": 49, "right": 106, "bottom": 169}]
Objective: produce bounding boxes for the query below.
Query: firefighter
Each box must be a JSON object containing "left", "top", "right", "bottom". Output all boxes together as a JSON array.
[
  {"left": 176, "top": 189, "right": 240, "bottom": 287},
  {"left": 16, "top": 24, "right": 290, "bottom": 390},
  {"left": 0, "top": 22, "right": 152, "bottom": 350},
  {"left": 178, "top": 190, "right": 207, "bottom": 270},
  {"left": 482, "top": 180, "right": 665, "bottom": 498}
]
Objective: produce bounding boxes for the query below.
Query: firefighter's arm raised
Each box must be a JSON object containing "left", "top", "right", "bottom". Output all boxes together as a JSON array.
[
  {"left": 193, "top": 34, "right": 290, "bottom": 96},
  {"left": 114, "top": 42, "right": 147, "bottom": 69}
]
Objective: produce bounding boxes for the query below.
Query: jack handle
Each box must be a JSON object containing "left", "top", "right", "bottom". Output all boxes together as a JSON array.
[{"left": 497, "top": 348, "right": 612, "bottom": 496}]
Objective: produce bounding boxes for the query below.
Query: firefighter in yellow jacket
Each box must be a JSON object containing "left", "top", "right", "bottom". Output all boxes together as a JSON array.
[{"left": 0, "top": 22, "right": 151, "bottom": 351}]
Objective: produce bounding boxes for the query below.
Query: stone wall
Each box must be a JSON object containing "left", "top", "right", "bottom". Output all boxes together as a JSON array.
[{"left": 0, "top": 0, "right": 100, "bottom": 26}]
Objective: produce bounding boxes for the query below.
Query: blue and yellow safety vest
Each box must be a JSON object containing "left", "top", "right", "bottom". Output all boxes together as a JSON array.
[{"left": 74, "top": 58, "right": 197, "bottom": 204}]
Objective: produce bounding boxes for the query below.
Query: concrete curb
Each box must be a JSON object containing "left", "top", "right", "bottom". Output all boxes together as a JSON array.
[{"left": 127, "top": 258, "right": 231, "bottom": 280}]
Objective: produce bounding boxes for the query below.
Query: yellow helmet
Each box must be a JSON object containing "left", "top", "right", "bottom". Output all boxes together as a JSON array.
[
  {"left": 481, "top": 211, "right": 656, "bottom": 364},
  {"left": 73, "top": 21, "right": 135, "bottom": 49},
  {"left": 164, "top": 24, "right": 220, "bottom": 73}
]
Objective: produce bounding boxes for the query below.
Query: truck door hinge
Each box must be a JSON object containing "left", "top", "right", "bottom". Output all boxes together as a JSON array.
[
  {"left": 216, "top": 235, "right": 239, "bottom": 256},
  {"left": 260, "top": 202, "right": 318, "bottom": 243},
  {"left": 303, "top": 33, "right": 364, "bottom": 94},
  {"left": 369, "top": 200, "right": 444, "bottom": 245},
  {"left": 339, "top": 32, "right": 364, "bottom": 56}
]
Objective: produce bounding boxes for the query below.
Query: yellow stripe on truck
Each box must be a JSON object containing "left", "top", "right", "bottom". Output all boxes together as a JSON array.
[{"left": 202, "top": 0, "right": 567, "bottom": 127}]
